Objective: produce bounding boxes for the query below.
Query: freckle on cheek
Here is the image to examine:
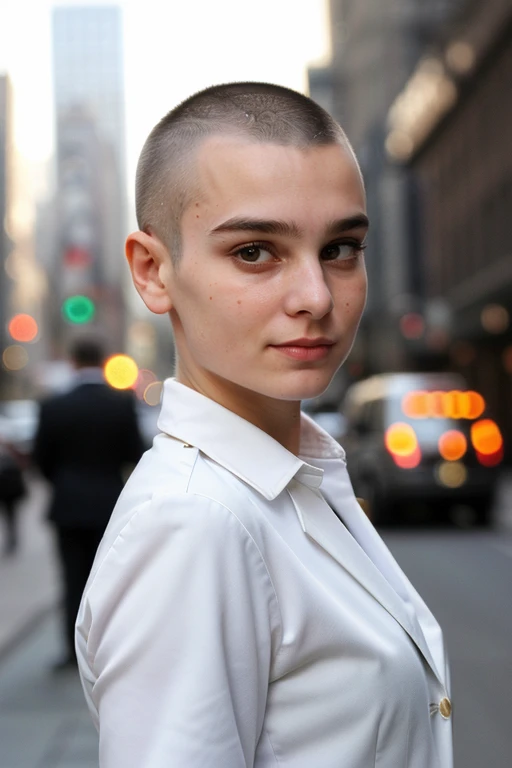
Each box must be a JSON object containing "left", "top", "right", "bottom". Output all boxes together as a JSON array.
[
  {"left": 237, "top": 300, "right": 241, "bottom": 305},
  {"left": 209, "top": 296, "right": 213, "bottom": 300}
]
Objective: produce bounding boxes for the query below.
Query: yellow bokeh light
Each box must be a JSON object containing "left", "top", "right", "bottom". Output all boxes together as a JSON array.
[
  {"left": 385, "top": 422, "right": 418, "bottom": 457},
  {"left": 2, "top": 345, "right": 29, "bottom": 371},
  {"left": 104, "top": 354, "right": 139, "bottom": 390}
]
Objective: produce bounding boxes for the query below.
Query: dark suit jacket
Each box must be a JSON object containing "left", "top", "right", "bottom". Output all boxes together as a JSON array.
[{"left": 33, "top": 381, "right": 144, "bottom": 531}]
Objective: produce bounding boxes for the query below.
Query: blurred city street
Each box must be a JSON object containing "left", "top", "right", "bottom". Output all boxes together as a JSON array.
[
  {"left": 0, "top": 613, "right": 98, "bottom": 768},
  {"left": 1, "top": 474, "right": 512, "bottom": 767},
  {"left": 0, "top": 0, "right": 510, "bottom": 766},
  {"left": 384, "top": 527, "right": 512, "bottom": 768},
  {"left": 0, "top": 476, "right": 98, "bottom": 767}
]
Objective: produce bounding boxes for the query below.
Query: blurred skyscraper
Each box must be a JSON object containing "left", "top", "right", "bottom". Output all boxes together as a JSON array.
[
  {"left": 51, "top": 5, "right": 127, "bottom": 352},
  {"left": 0, "top": 75, "right": 12, "bottom": 396},
  {"left": 53, "top": 6, "right": 126, "bottom": 167},
  {"left": 0, "top": 76, "right": 46, "bottom": 398}
]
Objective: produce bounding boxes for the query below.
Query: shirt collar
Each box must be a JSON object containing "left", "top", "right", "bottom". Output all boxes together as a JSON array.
[
  {"left": 71, "top": 367, "right": 106, "bottom": 387},
  {"left": 157, "top": 379, "right": 345, "bottom": 500}
]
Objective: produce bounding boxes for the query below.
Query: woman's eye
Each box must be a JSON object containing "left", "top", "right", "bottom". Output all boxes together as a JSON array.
[
  {"left": 321, "top": 243, "right": 361, "bottom": 262},
  {"left": 235, "top": 245, "right": 273, "bottom": 263}
]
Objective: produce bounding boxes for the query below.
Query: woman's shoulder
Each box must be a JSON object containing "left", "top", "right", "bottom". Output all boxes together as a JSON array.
[
  {"left": 104, "top": 450, "right": 262, "bottom": 555},
  {"left": 83, "top": 466, "right": 279, "bottom": 625}
]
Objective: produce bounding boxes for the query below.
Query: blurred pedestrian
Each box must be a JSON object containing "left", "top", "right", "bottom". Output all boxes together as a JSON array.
[
  {"left": 76, "top": 83, "right": 453, "bottom": 766},
  {"left": 0, "top": 437, "right": 27, "bottom": 556},
  {"left": 33, "top": 336, "right": 144, "bottom": 670}
]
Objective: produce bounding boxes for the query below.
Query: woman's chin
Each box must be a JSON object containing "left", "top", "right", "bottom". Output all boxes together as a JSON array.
[{"left": 268, "top": 374, "right": 335, "bottom": 403}]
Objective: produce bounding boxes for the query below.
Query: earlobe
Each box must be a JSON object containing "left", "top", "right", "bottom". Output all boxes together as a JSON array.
[{"left": 125, "top": 231, "right": 173, "bottom": 315}]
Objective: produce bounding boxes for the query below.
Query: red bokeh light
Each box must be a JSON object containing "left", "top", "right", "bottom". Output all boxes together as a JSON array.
[{"left": 8, "top": 314, "right": 38, "bottom": 343}]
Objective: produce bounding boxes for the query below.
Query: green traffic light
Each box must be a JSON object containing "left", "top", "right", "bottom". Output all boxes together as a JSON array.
[{"left": 62, "top": 295, "right": 95, "bottom": 324}]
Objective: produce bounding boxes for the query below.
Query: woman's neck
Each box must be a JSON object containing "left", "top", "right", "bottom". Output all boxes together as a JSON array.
[{"left": 176, "top": 368, "right": 303, "bottom": 455}]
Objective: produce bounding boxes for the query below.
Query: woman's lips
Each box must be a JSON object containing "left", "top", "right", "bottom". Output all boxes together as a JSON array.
[{"left": 270, "top": 340, "right": 334, "bottom": 362}]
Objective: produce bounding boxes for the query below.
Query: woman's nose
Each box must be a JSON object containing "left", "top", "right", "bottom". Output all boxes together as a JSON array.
[{"left": 283, "top": 259, "right": 334, "bottom": 319}]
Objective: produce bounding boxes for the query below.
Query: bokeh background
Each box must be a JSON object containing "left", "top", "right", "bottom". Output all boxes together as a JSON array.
[{"left": 0, "top": 1, "right": 511, "bottom": 766}]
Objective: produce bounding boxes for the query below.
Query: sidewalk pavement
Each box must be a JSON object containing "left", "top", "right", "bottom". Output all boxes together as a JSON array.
[
  {"left": 0, "top": 475, "right": 98, "bottom": 767},
  {"left": 0, "top": 611, "right": 99, "bottom": 767},
  {"left": 0, "top": 475, "right": 58, "bottom": 658}
]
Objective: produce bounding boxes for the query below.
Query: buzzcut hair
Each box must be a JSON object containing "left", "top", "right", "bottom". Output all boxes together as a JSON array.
[{"left": 135, "top": 81, "right": 355, "bottom": 264}]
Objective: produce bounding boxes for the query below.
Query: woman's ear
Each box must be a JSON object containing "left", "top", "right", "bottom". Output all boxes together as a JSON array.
[{"left": 125, "top": 231, "right": 173, "bottom": 315}]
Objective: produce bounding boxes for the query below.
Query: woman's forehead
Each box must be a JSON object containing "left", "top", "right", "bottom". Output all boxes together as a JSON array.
[{"left": 184, "top": 137, "right": 365, "bottom": 224}]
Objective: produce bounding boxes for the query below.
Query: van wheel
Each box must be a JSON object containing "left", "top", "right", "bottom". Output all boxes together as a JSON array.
[{"left": 450, "top": 498, "right": 493, "bottom": 528}]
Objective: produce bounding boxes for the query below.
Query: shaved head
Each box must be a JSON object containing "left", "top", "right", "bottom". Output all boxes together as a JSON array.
[{"left": 135, "top": 81, "right": 357, "bottom": 264}]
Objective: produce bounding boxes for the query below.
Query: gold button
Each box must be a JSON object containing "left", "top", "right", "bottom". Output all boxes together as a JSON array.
[{"left": 439, "top": 697, "right": 452, "bottom": 719}]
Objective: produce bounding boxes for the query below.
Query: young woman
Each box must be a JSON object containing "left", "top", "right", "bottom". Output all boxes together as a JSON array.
[{"left": 76, "top": 82, "right": 453, "bottom": 768}]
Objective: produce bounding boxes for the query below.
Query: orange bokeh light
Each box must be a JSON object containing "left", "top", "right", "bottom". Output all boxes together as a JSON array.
[
  {"left": 8, "top": 313, "right": 38, "bottom": 343},
  {"left": 438, "top": 430, "right": 467, "bottom": 461},
  {"left": 402, "top": 390, "right": 485, "bottom": 419},
  {"left": 402, "top": 391, "right": 428, "bottom": 418},
  {"left": 470, "top": 419, "right": 503, "bottom": 456}
]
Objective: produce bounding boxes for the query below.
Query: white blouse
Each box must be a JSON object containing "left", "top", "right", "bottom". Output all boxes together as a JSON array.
[{"left": 76, "top": 378, "right": 453, "bottom": 768}]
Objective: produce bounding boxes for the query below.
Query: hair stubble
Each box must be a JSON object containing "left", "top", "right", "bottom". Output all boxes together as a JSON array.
[{"left": 135, "top": 82, "right": 359, "bottom": 266}]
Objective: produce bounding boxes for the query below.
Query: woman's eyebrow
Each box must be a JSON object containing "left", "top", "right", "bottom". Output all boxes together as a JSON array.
[
  {"left": 209, "top": 217, "right": 302, "bottom": 237},
  {"left": 209, "top": 213, "right": 370, "bottom": 238},
  {"left": 326, "top": 214, "right": 370, "bottom": 235}
]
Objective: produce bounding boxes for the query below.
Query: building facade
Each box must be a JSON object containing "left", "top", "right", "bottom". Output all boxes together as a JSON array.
[
  {"left": 307, "top": 0, "right": 467, "bottom": 398},
  {"left": 0, "top": 75, "right": 11, "bottom": 396},
  {"left": 0, "top": 75, "right": 48, "bottom": 398},
  {"left": 388, "top": 0, "right": 512, "bottom": 451}
]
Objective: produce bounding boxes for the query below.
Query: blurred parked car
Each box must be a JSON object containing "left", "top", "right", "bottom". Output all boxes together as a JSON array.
[
  {"left": 302, "top": 401, "right": 347, "bottom": 442},
  {"left": 341, "top": 373, "right": 504, "bottom": 527},
  {"left": 0, "top": 400, "right": 39, "bottom": 458}
]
